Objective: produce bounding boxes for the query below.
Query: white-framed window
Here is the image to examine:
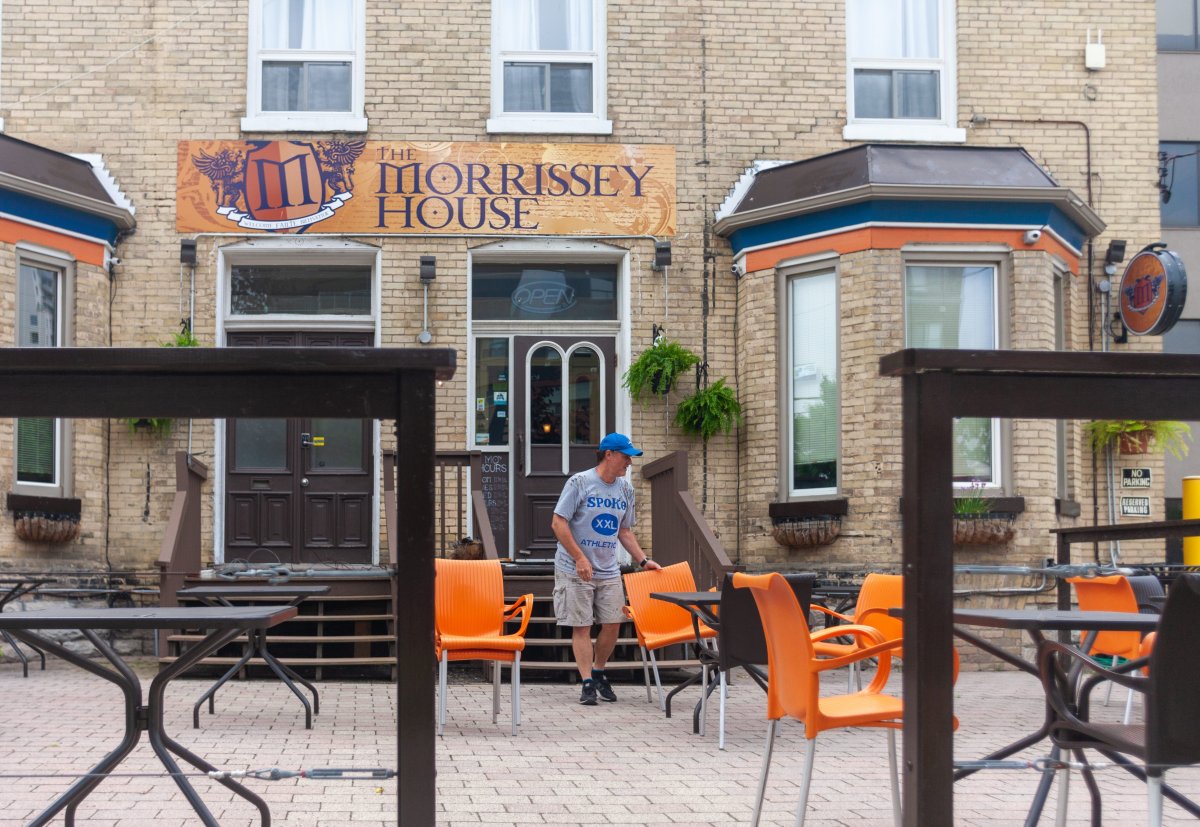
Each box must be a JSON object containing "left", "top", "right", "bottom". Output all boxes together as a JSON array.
[
  {"left": 844, "top": 0, "right": 964, "bottom": 143},
  {"left": 242, "top": 0, "right": 367, "bottom": 133},
  {"left": 14, "top": 249, "right": 73, "bottom": 497},
  {"left": 904, "top": 260, "right": 1003, "bottom": 487},
  {"left": 785, "top": 267, "right": 840, "bottom": 497},
  {"left": 487, "top": 0, "right": 612, "bottom": 135}
]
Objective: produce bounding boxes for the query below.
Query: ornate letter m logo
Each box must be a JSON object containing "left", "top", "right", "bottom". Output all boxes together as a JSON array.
[{"left": 246, "top": 142, "right": 324, "bottom": 222}]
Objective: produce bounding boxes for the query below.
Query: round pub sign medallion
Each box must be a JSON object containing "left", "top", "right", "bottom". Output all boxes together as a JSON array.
[{"left": 1118, "top": 246, "right": 1187, "bottom": 336}]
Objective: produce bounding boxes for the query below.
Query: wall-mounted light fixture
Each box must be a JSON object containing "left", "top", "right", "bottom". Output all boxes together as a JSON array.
[
  {"left": 179, "top": 239, "right": 197, "bottom": 266},
  {"left": 651, "top": 240, "right": 671, "bottom": 271},
  {"left": 651, "top": 323, "right": 666, "bottom": 344},
  {"left": 418, "top": 255, "right": 435, "bottom": 344},
  {"left": 1104, "top": 239, "right": 1127, "bottom": 275}
]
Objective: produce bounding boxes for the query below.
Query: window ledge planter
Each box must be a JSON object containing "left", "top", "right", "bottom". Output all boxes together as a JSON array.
[
  {"left": 771, "top": 516, "right": 842, "bottom": 549},
  {"left": 7, "top": 493, "right": 81, "bottom": 544},
  {"left": 952, "top": 513, "right": 1015, "bottom": 546}
]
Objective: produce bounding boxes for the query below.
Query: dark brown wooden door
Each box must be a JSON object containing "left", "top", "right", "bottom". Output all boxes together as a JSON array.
[
  {"left": 225, "top": 331, "right": 373, "bottom": 564},
  {"left": 512, "top": 336, "right": 616, "bottom": 559}
]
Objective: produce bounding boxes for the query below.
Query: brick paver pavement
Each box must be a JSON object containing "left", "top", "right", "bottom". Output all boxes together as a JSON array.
[{"left": 0, "top": 656, "right": 1196, "bottom": 825}]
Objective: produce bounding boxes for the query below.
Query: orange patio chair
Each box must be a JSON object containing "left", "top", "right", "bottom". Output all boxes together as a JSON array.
[
  {"left": 434, "top": 558, "right": 533, "bottom": 736},
  {"left": 810, "top": 572, "right": 905, "bottom": 691},
  {"left": 733, "top": 571, "right": 907, "bottom": 827},
  {"left": 1068, "top": 574, "right": 1144, "bottom": 724},
  {"left": 623, "top": 562, "right": 717, "bottom": 711}
]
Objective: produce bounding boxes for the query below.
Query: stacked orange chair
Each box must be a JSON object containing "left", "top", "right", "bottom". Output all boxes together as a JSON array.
[
  {"left": 810, "top": 573, "right": 905, "bottom": 691},
  {"left": 1068, "top": 574, "right": 1145, "bottom": 724},
  {"left": 623, "top": 562, "right": 717, "bottom": 711},
  {"left": 434, "top": 558, "right": 533, "bottom": 736},
  {"left": 733, "top": 572, "right": 907, "bottom": 827}
]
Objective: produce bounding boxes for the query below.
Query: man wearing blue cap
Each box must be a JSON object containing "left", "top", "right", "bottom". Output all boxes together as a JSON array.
[{"left": 551, "top": 432, "right": 660, "bottom": 705}]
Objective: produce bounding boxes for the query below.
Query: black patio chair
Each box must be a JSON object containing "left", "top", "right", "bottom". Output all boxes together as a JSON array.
[
  {"left": 1038, "top": 572, "right": 1200, "bottom": 826},
  {"left": 699, "top": 571, "right": 817, "bottom": 749},
  {"left": 1127, "top": 574, "right": 1166, "bottom": 614}
]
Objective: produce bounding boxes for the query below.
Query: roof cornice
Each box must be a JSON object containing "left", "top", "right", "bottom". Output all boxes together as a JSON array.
[
  {"left": 713, "top": 182, "right": 1105, "bottom": 239},
  {"left": 0, "top": 171, "right": 136, "bottom": 231}
]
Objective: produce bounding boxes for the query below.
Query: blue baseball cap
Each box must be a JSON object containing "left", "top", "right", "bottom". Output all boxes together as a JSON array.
[{"left": 598, "top": 432, "right": 643, "bottom": 456}]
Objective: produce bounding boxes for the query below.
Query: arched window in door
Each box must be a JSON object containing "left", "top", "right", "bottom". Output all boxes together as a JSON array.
[
  {"left": 529, "top": 345, "right": 563, "bottom": 445},
  {"left": 568, "top": 345, "right": 602, "bottom": 445}
]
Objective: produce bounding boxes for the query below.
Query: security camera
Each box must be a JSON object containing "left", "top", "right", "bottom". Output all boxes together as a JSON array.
[
  {"left": 1022, "top": 229, "right": 1043, "bottom": 245},
  {"left": 731, "top": 260, "right": 746, "bottom": 278}
]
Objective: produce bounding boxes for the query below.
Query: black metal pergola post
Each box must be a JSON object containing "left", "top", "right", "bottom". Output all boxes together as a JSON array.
[
  {"left": 883, "top": 347, "right": 1200, "bottom": 826},
  {"left": 0, "top": 347, "right": 455, "bottom": 826}
]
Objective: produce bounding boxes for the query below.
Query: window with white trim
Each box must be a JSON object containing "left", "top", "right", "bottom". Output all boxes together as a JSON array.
[
  {"left": 904, "top": 262, "right": 1002, "bottom": 486},
  {"left": 786, "top": 269, "right": 839, "bottom": 497},
  {"left": 488, "top": 0, "right": 612, "bottom": 135},
  {"left": 242, "top": 0, "right": 367, "bottom": 133},
  {"left": 15, "top": 254, "right": 71, "bottom": 496},
  {"left": 845, "top": 0, "right": 963, "bottom": 143}
]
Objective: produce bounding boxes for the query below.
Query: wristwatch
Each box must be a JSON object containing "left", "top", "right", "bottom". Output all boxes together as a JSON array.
[{"left": 638, "top": 558, "right": 649, "bottom": 568}]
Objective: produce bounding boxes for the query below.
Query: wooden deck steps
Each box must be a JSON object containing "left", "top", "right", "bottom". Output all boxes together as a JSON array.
[{"left": 160, "top": 567, "right": 703, "bottom": 682}]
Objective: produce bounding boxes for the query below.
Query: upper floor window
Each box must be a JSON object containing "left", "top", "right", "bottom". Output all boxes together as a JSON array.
[
  {"left": 786, "top": 269, "right": 839, "bottom": 497},
  {"left": 15, "top": 253, "right": 72, "bottom": 496},
  {"left": 488, "top": 0, "right": 612, "bottom": 135},
  {"left": 1162, "top": 142, "right": 1200, "bottom": 227},
  {"left": 845, "top": 0, "right": 964, "bottom": 143},
  {"left": 1160, "top": 0, "right": 1200, "bottom": 50},
  {"left": 242, "top": 0, "right": 367, "bottom": 133},
  {"left": 904, "top": 262, "right": 1002, "bottom": 487}
]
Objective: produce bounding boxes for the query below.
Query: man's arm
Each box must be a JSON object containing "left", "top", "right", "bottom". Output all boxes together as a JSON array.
[
  {"left": 618, "top": 527, "right": 661, "bottom": 571},
  {"left": 552, "top": 514, "right": 595, "bottom": 581}
]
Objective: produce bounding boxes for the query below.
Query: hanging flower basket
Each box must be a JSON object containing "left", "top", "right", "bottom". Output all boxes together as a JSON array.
[
  {"left": 952, "top": 513, "right": 1015, "bottom": 546},
  {"left": 13, "top": 511, "right": 80, "bottom": 543},
  {"left": 771, "top": 516, "right": 841, "bottom": 549}
]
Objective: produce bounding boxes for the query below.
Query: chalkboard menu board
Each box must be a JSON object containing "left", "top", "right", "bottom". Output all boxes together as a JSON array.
[{"left": 479, "top": 452, "right": 510, "bottom": 556}]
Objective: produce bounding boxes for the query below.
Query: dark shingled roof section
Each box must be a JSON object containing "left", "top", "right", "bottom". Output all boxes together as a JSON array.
[
  {"left": 0, "top": 133, "right": 115, "bottom": 205},
  {"left": 733, "top": 144, "right": 1060, "bottom": 215}
]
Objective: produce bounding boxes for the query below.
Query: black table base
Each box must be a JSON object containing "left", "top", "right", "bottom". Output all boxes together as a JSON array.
[
  {"left": 193, "top": 628, "right": 319, "bottom": 730},
  {"left": 7, "top": 626, "right": 272, "bottom": 827}
]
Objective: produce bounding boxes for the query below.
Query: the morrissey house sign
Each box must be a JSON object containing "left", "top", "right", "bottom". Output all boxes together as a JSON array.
[{"left": 177, "top": 141, "right": 676, "bottom": 236}]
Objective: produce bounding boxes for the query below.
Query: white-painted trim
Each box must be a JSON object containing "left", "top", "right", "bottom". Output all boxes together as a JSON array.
[
  {"left": 69, "top": 154, "right": 136, "bottom": 216},
  {"left": 842, "top": 122, "right": 966, "bottom": 143},
  {"left": 242, "top": 0, "right": 367, "bottom": 133},
  {"left": 489, "top": 0, "right": 608, "bottom": 134},
  {"left": 772, "top": 250, "right": 841, "bottom": 272},
  {"left": 844, "top": 0, "right": 960, "bottom": 139},
  {"left": 731, "top": 219, "right": 1084, "bottom": 262},
  {"left": 213, "top": 237, "right": 383, "bottom": 565},
  {"left": 715, "top": 161, "right": 791, "bottom": 222},
  {"left": 486, "top": 115, "right": 612, "bottom": 135}
]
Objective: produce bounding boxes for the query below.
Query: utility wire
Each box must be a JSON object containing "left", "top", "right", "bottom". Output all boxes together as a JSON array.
[{"left": 11, "top": 0, "right": 221, "bottom": 107}]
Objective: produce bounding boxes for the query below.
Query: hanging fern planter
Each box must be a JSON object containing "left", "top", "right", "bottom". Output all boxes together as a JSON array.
[
  {"left": 674, "top": 378, "right": 742, "bottom": 441},
  {"left": 622, "top": 339, "right": 700, "bottom": 403}
]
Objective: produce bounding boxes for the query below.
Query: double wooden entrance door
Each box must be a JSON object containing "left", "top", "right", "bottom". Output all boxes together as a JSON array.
[{"left": 224, "top": 332, "right": 373, "bottom": 565}]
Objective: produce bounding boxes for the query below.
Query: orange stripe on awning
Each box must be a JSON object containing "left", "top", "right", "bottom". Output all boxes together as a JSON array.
[
  {"left": 743, "top": 227, "right": 1080, "bottom": 276},
  {"left": 0, "top": 217, "right": 107, "bottom": 267}
]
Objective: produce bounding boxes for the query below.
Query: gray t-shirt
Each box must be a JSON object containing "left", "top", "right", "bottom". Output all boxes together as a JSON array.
[{"left": 553, "top": 468, "right": 636, "bottom": 581}]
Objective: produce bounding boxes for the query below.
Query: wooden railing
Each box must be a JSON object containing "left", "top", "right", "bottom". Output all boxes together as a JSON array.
[
  {"left": 642, "top": 450, "right": 736, "bottom": 589},
  {"left": 155, "top": 451, "right": 208, "bottom": 653},
  {"left": 384, "top": 450, "right": 498, "bottom": 562}
]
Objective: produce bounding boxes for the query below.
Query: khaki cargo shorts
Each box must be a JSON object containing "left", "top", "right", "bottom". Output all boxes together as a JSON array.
[{"left": 554, "top": 570, "right": 626, "bottom": 626}]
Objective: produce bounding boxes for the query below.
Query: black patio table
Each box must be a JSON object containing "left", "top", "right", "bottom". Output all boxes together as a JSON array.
[
  {"left": 0, "top": 604, "right": 297, "bottom": 827},
  {"left": 0, "top": 577, "right": 56, "bottom": 677},
  {"left": 177, "top": 584, "right": 331, "bottom": 729},
  {"left": 648, "top": 591, "right": 721, "bottom": 729},
  {"left": 893, "top": 606, "right": 1182, "bottom": 827}
]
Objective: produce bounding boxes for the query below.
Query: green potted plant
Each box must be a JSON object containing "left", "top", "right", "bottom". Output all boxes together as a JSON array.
[
  {"left": 952, "top": 485, "right": 1015, "bottom": 545},
  {"left": 622, "top": 338, "right": 700, "bottom": 403},
  {"left": 1084, "top": 420, "right": 1193, "bottom": 458},
  {"left": 126, "top": 326, "right": 201, "bottom": 436},
  {"left": 674, "top": 378, "right": 742, "bottom": 441}
]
